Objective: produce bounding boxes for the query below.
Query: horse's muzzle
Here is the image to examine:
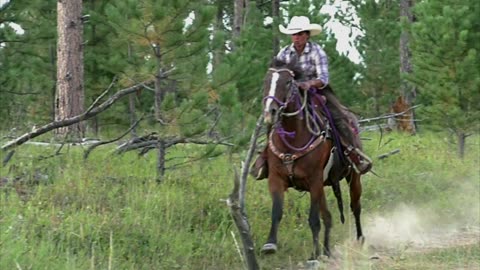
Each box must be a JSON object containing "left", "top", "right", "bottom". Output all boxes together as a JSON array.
[{"left": 264, "top": 107, "right": 278, "bottom": 125}]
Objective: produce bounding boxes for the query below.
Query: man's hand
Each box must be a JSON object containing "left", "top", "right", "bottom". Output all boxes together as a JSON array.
[
  {"left": 297, "top": 81, "right": 312, "bottom": 91},
  {"left": 297, "top": 80, "right": 323, "bottom": 91}
]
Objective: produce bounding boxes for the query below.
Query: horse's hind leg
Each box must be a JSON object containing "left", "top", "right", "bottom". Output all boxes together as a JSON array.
[
  {"left": 349, "top": 173, "right": 364, "bottom": 243},
  {"left": 262, "top": 182, "right": 285, "bottom": 254},
  {"left": 309, "top": 183, "right": 332, "bottom": 259},
  {"left": 332, "top": 179, "right": 345, "bottom": 224}
]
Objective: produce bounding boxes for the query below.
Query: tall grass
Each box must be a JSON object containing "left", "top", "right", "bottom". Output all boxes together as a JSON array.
[{"left": 1, "top": 131, "right": 478, "bottom": 269}]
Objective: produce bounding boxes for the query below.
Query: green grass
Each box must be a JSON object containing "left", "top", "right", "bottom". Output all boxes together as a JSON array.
[
  {"left": 0, "top": 131, "right": 479, "bottom": 269},
  {"left": 373, "top": 244, "right": 480, "bottom": 270}
]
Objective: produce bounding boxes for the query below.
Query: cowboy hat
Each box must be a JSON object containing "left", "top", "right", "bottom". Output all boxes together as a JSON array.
[{"left": 279, "top": 16, "right": 323, "bottom": 36}]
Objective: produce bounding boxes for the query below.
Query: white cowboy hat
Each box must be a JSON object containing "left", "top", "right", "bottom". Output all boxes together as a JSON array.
[{"left": 279, "top": 16, "right": 323, "bottom": 36}]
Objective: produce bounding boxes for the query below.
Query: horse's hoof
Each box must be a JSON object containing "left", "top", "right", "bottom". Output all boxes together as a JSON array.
[
  {"left": 261, "top": 243, "right": 277, "bottom": 254},
  {"left": 358, "top": 235, "right": 365, "bottom": 245},
  {"left": 305, "top": 259, "right": 320, "bottom": 269}
]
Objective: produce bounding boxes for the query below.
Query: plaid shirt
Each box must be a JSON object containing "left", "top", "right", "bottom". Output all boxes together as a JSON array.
[{"left": 276, "top": 41, "right": 329, "bottom": 86}]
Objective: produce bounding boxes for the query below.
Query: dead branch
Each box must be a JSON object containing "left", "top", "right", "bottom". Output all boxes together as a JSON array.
[
  {"left": 358, "top": 105, "right": 421, "bottom": 124},
  {"left": 83, "top": 115, "right": 144, "bottom": 159},
  {"left": 36, "top": 142, "right": 66, "bottom": 161},
  {"left": 228, "top": 169, "right": 259, "bottom": 270},
  {"left": 84, "top": 76, "right": 118, "bottom": 115},
  {"left": 2, "top": 150, "right": 15, "bottom": 167},
  {"left": 226, "top": 114, "right": 264, "bottom": 270},
  {"left": 378, "top": 149, "right": 401, "bottom": 160},
  {"left": 1, "top": 80, "right": 154, "bottom": 152},
  {"left": 116, "top": 134, "right": 234, "bottom": 155},
  {"left": 239, "top": 114, "right": 264, "bottom": 210}
]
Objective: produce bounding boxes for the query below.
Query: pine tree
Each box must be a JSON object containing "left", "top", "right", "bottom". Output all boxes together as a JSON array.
[
  {"left": 0, "top": 0, "right": 57, "bottom": 128},
  {"left": 409, "top": 0, "right": 480, "bottom": 157},
  {"left": 353, "top": 0, "right": 401, "bottom": 116}
]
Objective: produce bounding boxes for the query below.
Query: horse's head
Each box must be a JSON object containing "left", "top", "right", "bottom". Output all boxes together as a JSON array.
[{"left": 263, "top": 58, "right": 301, "bottom": 125}]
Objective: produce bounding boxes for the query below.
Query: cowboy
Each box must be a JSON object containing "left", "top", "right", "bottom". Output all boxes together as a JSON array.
[{"left": 251, "top": 16, "right": 372, "bottom": 180}]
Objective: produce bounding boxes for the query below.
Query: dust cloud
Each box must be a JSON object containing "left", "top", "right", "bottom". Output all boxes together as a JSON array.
[{"left": 364, "top": 180, "right": 480, "bottom": 251}]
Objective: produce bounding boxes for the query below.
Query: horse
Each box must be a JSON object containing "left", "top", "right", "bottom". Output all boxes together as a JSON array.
[{"left": 260, "top": 58, "right": 364, "bottom": 260}]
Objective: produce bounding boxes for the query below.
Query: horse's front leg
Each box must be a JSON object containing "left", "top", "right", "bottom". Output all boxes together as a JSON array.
[
  {"left": 262, "top": 179, "right": 285, "bottom": 254},
  {"left": 309, "top": 181, "right": 332, "bottom": 259}
]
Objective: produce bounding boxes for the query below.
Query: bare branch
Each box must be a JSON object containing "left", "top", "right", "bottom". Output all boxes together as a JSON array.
[
  {"left": 84, "top": 76, "right": 118, "bottom": 115},
  {"left": 358, "top": 105, "right": 421, "bottom": 124},
  {"left": 1, "top": 80, "right": 154, "bottom": 151},
  {"left": 378, "top": 149, "right": 401, "bottom": 160},
  {"left": 225, "top": 113, "right": 264, "bottom": 270},
  {"left": 239, "top": 114, "right": 264, "bottom": 210},
  {"left": 83, "top": 115, "right": 144, "bottom": 159},
  {"left": 2, "top": 150, "right": 15, "bottom": 167}
]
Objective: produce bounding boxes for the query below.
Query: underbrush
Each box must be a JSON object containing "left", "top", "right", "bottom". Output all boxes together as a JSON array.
[{"left": 0, "top": 131, "right": 478, "bottom": 269}]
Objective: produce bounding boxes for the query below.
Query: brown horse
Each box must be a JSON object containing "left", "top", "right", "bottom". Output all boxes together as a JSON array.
[{"left": 261, "top": 59, "right": 364, "bottom": 259}]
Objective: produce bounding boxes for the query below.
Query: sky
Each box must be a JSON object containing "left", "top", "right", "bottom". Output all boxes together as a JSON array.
[{"left": 320, "top": 1, "right": 363, "bottom": 63}]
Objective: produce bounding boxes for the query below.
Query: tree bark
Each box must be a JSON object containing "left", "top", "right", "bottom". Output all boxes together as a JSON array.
[
  {"left": 153, "top": 44, "right": 165, "bottom": 123},
  {"left": 272, "top": 0, "right": 280, "bottom": 55},
  {"left": 399, "top": 0, "right": 416, "bottom": 134},
  {"left": 233, "top": 0, "right": 247, "bottom": 51},
  {"left": 156, "top": 139, "right": 166, "bottom": 182},
  {"left": 227, "top": 114, "right": 263, "bottom": 270},
  {"left": 55, "top": 0, "right": 85, "bottom": 139},
  {"left": 457, "top": 132, "right": 466, "bottom": 159}
]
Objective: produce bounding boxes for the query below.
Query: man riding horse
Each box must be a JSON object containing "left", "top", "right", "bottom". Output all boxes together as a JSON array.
[{"left": 251, "top": 16, "right": 372, "bottom": 179}]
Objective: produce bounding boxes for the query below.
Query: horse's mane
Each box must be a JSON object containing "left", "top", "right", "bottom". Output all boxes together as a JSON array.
[{"left": 270, "top": 57, "right": 304, "bottom": 81}]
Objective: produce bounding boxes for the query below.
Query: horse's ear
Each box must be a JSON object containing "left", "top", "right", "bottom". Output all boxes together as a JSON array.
[
  {"left": 270, "top": 56, "right": 278, "bottom": 67},
  {"left": 271, "top": 56, "right": 285, "bottom": 67}
]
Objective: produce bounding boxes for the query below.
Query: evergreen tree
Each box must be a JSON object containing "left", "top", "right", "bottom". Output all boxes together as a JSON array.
[
  {"left": 0, "top": 0, "right": 57, "bottom": 127},
  {"left": 409, "top": 0, "right": 480, "bottom": 157},
  {"left": 353, "top": 0, "right": 401, "bottom": 116}
]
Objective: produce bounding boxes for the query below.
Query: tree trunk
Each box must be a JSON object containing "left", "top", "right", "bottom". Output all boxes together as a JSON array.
[
  {"left": 129, "top": 95, "right": 137, "bottom": 138},
  {"left": 50, "top": 43, "right": 56, "bottom": 122},
  {"left": 233, "top": 0, "right": 246, "bottom": 50},
  {"left": 399, "top": 0, "right": 416, "bottom": 134},
  {"left": 156, "top": 139, "right": 165, "bottom": 182},
  {"left": 272, "top": 0, "right": 280, "bottom": 55},
  {"left": 457, "top": 132, "right": 466, "bottom": 159},
  {"left": 212, "top": 1, "right": 225, "bottom": 71},
  {"left": 127, "top": 42, "right": 137, "bottom": 137},
  {"left": 55, "top": 0, "right": 85, "bottom": 139},
  {"left": 153, "top": 44, "right": 164, "bottom": 123}
]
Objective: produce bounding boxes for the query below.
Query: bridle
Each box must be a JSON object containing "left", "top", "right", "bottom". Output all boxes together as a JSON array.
[{"left": 263, "top": 68, "right": 298, "bottom": 112}]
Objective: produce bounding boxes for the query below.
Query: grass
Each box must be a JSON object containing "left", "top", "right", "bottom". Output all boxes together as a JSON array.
[
  {"left": 0, "top": 131, "right": 479, "bottom": 269},
  {"left": 373, "top": 244, "right": 480, "bottom": 270}
]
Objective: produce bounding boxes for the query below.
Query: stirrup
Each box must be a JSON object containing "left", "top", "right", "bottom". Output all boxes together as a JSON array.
[{"left": 344, "top": 147, "right": 372, "bottom": 174}]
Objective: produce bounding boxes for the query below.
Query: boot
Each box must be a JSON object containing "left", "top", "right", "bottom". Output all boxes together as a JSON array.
[
  {"left": 344, "top": 146, "right": 372, "bottom": 175},
  {"left": 250, "top": 153, "right": 268, "bottom": 180}
]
